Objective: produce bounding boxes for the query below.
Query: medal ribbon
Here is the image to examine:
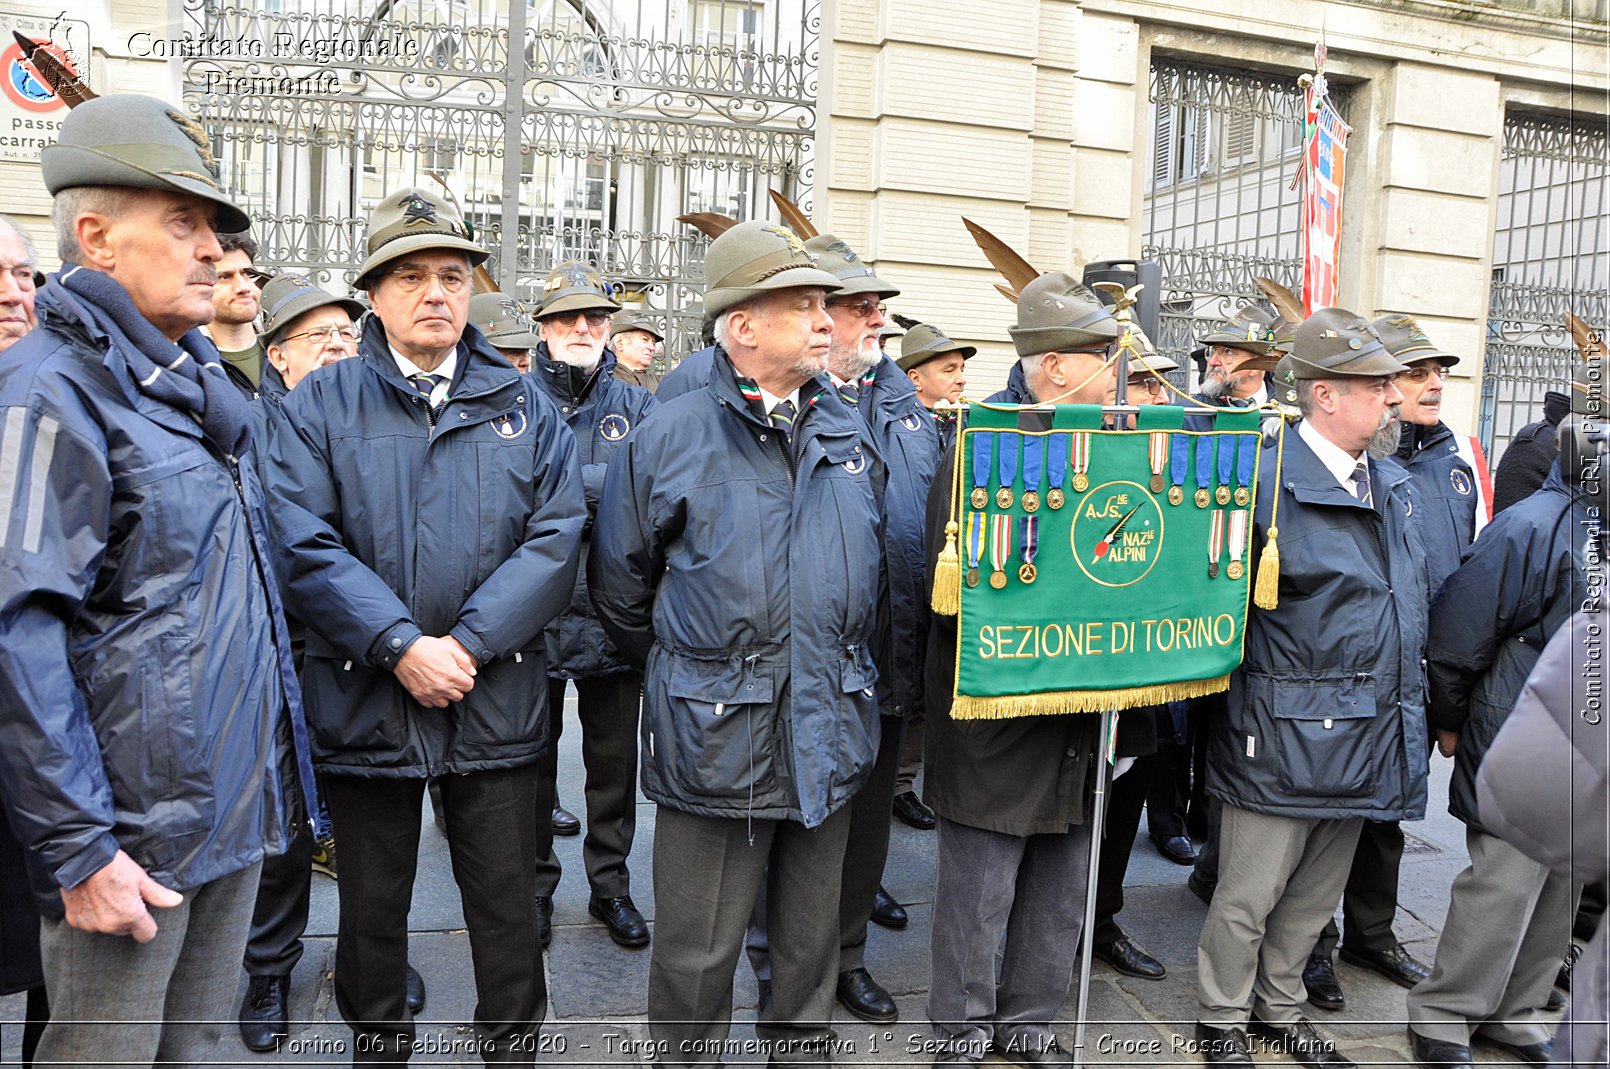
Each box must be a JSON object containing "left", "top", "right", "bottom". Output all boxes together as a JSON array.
[
  {"left": 1228, "top": 509, "right": 1249, "bottom": 564},
  {"left": 990, "top": 514, "right": 1014, "bottom": 574},
  {"left": 1019, "top": 515, "right": 1039, "bottom": 568},
  {"left": 1072, "top": 432, "right": 1090, "bottom": 478},
  {"left": 971, "top": 431, "right": 994, "bottom": 496},
  {"left": 1170, "top": 433, "right": 1190, "bottom": 493},
  {"left": 1047, "top": 432, "right": 1069, "bottom": 493},
  {"left": 1236, "top": 433, "right": 1256, "bottom": 495},
  {"left": 966, "top": 511, "right": 986, "bottom": 570},
  {"left": 1217, "top": 428, "right": 1234, "bottom": 489},
  {"left": 1148, "top": 432, "right": 1168, "bottom": 480},
  {"left": 997, "top": 433, "right": 1020, "bottom": 496},
  {"left": 1208, "top": 509, "right": 1225, "bottom": 568},
  {"left": 1195, "top": 436, "right": 1215, "bottom": 494},
  {"left": 1021, "top": 435, "right": 1044, "bottom": 497}
]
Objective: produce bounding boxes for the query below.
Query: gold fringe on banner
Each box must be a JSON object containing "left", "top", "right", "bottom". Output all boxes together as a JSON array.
[{"left": 950, "top": 675, "right": 1230, "bottom": 720}]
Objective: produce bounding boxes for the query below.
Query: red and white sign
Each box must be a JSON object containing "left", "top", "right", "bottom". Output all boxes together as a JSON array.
[
  {"left": 1301, "top": 89, "right": 1349, "bottom": 315},
  {"left": 0, "top": 13, "right": 90, "bottom": 164}
]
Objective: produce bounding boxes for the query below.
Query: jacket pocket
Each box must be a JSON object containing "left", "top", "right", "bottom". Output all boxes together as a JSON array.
[
  {"left": 1269, "top": 676, "right": 1377, "bottom": 799},
  {"left": 456, "top": 648, "right": 546, "bottom": 751},
  {"left": 300, "top": 656, "right": 404, "bottom": 753},
  {"left": 834, "top": 644, "right": 881, "bottom": 787},
  {"left": 660, "top": 655, "right": 777, "bottom": 801}
]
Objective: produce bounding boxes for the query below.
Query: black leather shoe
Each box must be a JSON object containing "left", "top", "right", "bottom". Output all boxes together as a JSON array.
[
  {"left": 1338, "top": 943, "right": 1430, "bottom": 989},
  {"left": 892, "top": 790, "right": 937, "bottom": 829},
  {"left": 536, "top": 894, "right": 553, "bottom": 949},
  {"left": 835, "top": 967, "right": 898, "bottom": 1023},
  {"left": 1406, "top": 1027, "right": 1472, "bottom": 1067},
  {"left": 1303, "top": 953, "right": 1345, "bottom": 1011},
  {"left": 988, "top": 1035, "right": 1071, "bottom": 1069},
  {"left": 551, "top": 804, "right": 580, "bottom": 837},
  {"left": 871, "top": 886, "right": 908, "bottom": 929},
  {"left": 1152, "top": 833, "right": 1198, "bottom": 865},
  {"left": 1092, "top": 931, "right": 1166, "bottom": 980},
  {"left": 1193, "top": 1022, "right": 1253, "bottom": 1065},
  {"left": 1249, "top": 1016, "right": 1355, "bottom": 1069},
  {"left": 589, "top": 895, "right": 650, "bottom": 947},
  {"left": 1188, "top": 870, "right": 1215, "bottom": 905},
  {"left": 405, "top": 964, "right": 425, "bottom": 1015},
  {"left": 238, "top": 973, "right": 289, "bottom": 1052},
  {"left": 1473, "top": 1033, "right": 1553, "bottom": 1065}
]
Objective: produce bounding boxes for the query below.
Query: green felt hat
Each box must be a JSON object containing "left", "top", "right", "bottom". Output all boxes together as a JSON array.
[
  {"left": 357, "top": 186, "right": 487, "bottom": 281},
  {"left": 701, "top": 221, "right": 843, "bottom": 318},
  {"left": 469, "top": 292, "right": 540, "bottom": 349}
]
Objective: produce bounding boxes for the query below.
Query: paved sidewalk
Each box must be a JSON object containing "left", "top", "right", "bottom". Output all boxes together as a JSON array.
[{"left": 0, "top": 697, "right": 1555, "bottom": 1065}]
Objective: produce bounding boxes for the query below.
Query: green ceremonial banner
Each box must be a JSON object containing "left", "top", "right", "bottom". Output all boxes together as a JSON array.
[{"left": 946, "top": 403, "right": 1265, "bottom": 719}]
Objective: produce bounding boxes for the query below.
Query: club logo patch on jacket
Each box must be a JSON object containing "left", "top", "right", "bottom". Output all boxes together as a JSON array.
[
  {"left": 1449, "top": 468, "right": 1473, "bottom": 496},
  {"left": 599, "top": 413, "right": 631, "bottom": 441},
  {"left": 493, "top": 405, "right": 529, "bottom": 440},
  {"left": 898, "top": 412, "right": 926, "bottom": 432}
]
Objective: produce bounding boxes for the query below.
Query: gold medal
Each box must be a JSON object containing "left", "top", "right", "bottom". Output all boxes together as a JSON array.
[
  {"left": 1215, "top": 485, "right": 1232, "bottom": 506},
  {"left": 1195, "top": 488, "right": 1210, "bottom": 508},
  {"left": 1227, "top": 560, "right": 1244, "bottom": 581},
  {"left": 1022, "top": 491, "right": 1040, "bottom": 514},
  {"left": 971, "top": 487, "right": 988, "bottom": 510},
  {"left": 1234, "top": 487, "right": 1251, "bottom": 507},
  {"left": 1208, "top": 562, "right": 1219, "bottom": 579},
  {"left": 1047, "top": 488, "right": 1065, "bottom": 510},
  {"left": 966, "top": 568, "right": 980, "bottom": 588},
  {"left": 1018, "top": 563, "right": 1037, "bottom": 584},
  {"left": 989, "top": 569, "right": 1007, "bottom": 589},
  {"left": 1168, "top": 486, "right": 1184, "bottom": 506},
  {"left": 1150, "top": 474, "right": 1165, "bottom": 494},
  {"left": 996, "top": 487, "right": 1014, "bottom": 510},
  {"left": 1072, "top": 473, "right": 1089, "bottom": 493}
]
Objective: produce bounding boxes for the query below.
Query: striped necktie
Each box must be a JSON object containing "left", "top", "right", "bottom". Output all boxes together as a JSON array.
[
  {"left": 838, "top": 382, "right": 860, "bottom": 408},
  {"left": 1351, "top": 460, "right": 1373, "bottom": 508},
  {"left": 770, "top": 398, "right": 797, "bottom": 441},
  {"left": 409, "top": 373, "right": 446, "bottom": 418}
]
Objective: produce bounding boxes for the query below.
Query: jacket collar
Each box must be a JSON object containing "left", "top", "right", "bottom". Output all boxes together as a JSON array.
[
  {"left": 1394, "top": 419, "right": 1454, "bottom": 464},
  {"left": 358, "top": 319, "right": 524, "bottom": 406},
  {"left": 533, "top": 343, "right": 618, "bottom": 406},
  {"left": 1281, "top": 423, "right": 1410, "bottom": 510},
  {"left": 708, "top": 345, "right": 862, "bottom": 454}
]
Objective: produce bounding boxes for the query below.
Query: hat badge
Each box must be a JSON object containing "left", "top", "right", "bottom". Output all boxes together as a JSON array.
[
  {"left": 401, "top": 193, "right": 439, "bottom": 227},
  {"left": 761, "top": 224, "right": 809, "bottom": 260},
  {"left": 498, "top": 297, "right": 525, "bottom": 317}
]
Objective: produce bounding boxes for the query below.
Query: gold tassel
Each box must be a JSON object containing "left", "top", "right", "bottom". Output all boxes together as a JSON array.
[
  {"left": 931, "top": 521, "right": 961, "bottom": 616},
  {"left": 950, "top": 675, "right": 1230, "bottom": 720},
  {"left": 1253, "top": 526, "right": 1280, "bottom": 610}
]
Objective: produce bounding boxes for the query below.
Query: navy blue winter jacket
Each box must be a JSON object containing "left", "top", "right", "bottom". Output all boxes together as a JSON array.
[{"left": 267, "top": 320, "right": 585, "bottom": 777}]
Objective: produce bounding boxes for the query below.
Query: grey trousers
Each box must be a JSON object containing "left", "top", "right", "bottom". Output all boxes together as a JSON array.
[
  {"left": 1406, "top": 825, "right": 1578, "bottom": 1046},
  {"left": 649, "top": 804, "right": 851, "bottom": 1068},
  {"left": 927, "top": 816, "right": 1091, "bottom": 1058},
  {"left": 1196, "top": 805, "right": 1361, "bottom": 1027},
  {"left": 34, "top": 858, "right": 262, "bottom": 1068}
]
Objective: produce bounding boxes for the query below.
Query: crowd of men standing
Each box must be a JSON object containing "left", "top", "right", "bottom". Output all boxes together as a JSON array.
[{"left": 0, "top": 89, "right": 1601, "bottom": 1069}]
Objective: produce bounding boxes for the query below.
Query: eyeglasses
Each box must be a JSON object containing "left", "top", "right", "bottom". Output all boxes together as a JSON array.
[
  {"left": 386, "top": 267, "right": 471, "bottom": 294},
  {"left": 828, "top": 296, "right": 887, "bottom": 319},
  {"left": 1127, "top": 376, "right": 1165, "bottom": 394},
  {"left": 544, "top": 309, "right": 611, "bottom": 328},
  {"left": 1395, "top": 365, "right": 1447, "bottom": 384},
  {"left": 282, "top": 324, "right": 361, "bottom": 345}
]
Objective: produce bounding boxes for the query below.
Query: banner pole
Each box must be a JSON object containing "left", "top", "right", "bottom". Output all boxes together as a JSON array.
[{"left": 1071, "top": 706, "right": 1115, "bottom": 1068}]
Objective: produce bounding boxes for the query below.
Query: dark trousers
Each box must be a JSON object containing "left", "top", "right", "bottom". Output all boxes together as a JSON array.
[
  {"left": 1314, "top": 819, "right": 1405, "bottom": 957},
  {"left": 244, "top": 818, "right": 314, "bottom": 976},
  {"left": 748, "top": 715, "right": 902, "bottom": 979},
  {"left": 1189, "top": 695, "right": 1225, "bottom": 888},
  {"left": 1094, "top": 753, "right": 1154, "bottom": 946},
  {"left": 650, "top": 804, "right": 851, "bottom": 1068},
  {"left": 323, "top": 768, "right": 544, "bottom": 1065},
  {"left": 1145, "top": 728, "right": 1191, "bottom": 840},
  {"left": 536, "top": 672, "right": 642, "bottom": 898}
]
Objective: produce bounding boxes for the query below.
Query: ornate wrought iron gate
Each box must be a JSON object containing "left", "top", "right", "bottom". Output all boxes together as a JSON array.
[
  {"left": 1143, "top": 59, "right": 1347, "bottom": 384},
  {"left": 1481, "top": 110, "right": 1608, "bottom": 460},
  {"left": 181, "top": 0, "right": 819, "bottom": 357}
]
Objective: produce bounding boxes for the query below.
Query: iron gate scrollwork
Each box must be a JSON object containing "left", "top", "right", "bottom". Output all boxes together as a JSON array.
[
  {"left": 1481, "top": 110, "right": 1609, "bottom": 461},
  {"left": 182, "top": 0, "right": 819, "bottom": 360},
  {"left": 1143, "top": 59, "right": 1349, "bottom": 385}
]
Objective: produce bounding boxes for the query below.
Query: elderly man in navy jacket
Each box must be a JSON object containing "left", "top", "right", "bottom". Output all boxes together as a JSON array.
[
  {"left": 268, "top": 186, "right": 585, "bottom": 1064},
  {"left": 1195, "top": 309, "right": 1426, "bottom": 1069},
  {"left": 590, "top": 220, "right": 884, "bottom": 1067}
]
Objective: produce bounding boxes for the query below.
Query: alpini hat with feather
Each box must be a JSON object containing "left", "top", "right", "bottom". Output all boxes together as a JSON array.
[
  {"left": 357, "top": 186, "right": 488, "bottom": 281},
  {"left": 42, "top": 94, "right": 251, "bottom": 233},
  {"left": 1008, "top": 273, "right": 1119, "bottom": 358}
]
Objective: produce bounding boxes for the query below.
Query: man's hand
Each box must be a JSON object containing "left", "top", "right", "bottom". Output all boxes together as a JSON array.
[
  {"left": 60, "top": 850, "right": 183, "bottom": 944},
  {"left": 394, "top": 635, "right": 477, "bottom": 708},
  {"left": 1437, "top": 729, "right": 1459, "bottom": 758}
]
